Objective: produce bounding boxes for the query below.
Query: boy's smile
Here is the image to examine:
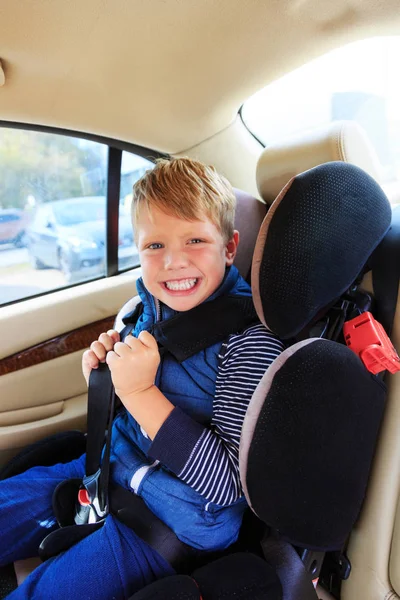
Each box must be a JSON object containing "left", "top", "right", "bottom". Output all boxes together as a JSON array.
[
  {"left": 162, "top": 277, "right": 199, "bottom": 293},
  {"left": 136, "top": 206, "right": 238, "bottom": 312}
]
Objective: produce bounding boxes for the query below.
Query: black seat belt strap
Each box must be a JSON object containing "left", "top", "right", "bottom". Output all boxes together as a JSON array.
[
  {"left": 151, "top": 295, "right": 258, "bottom": 362},
  {"left": 82, "top": 295, "right": 257, "bottom": 514},
  {"left": 82, "top": 363, "right": 115, "bottom": 520},
  {"left": 261, "top": 532, "right": 319, "bottom": 600},
  {"left": 85, "top": 363, "right": 113, "bottom": 476}
]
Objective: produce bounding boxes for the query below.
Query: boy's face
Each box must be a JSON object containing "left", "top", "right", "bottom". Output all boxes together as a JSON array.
[{"left": 136, "top": 205, "right": 239, "bottom": 312}]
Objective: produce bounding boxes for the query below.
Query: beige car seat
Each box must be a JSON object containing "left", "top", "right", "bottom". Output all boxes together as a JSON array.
[
  {"left": 256, "top": 120, "right": 382, "bottom": 206},
  {"left": 256, "top": 120, "right": 400, "bottom": 600}
]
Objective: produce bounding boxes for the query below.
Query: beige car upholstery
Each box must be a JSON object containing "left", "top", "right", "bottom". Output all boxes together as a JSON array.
[
  {"left": 1, "top": 1, "right": 400, "bottom": 155},
  {"left": 256, "top": 120, "right": 382, "bottom": 205},
  {"left": 256, "top": 121, "right": 400, "bottom": 600}
]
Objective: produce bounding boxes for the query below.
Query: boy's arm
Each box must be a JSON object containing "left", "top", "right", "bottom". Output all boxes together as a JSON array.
[
  {"left": 116, "top": 384, "right": 175, "bottom": 440},
  {"left": 148, "top": 324, "right": 285, "bottom": 506},
  {"left": 106, "top": 330, "right": 175, "bottom": 438}
]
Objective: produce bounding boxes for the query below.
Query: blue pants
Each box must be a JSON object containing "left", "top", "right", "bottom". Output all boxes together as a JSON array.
[{"left": 0, "top": 455, "right": 174, "bottom": 599}]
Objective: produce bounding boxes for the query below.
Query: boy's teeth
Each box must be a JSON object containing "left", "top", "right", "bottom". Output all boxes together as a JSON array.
[{"left": 165, "top": 278, "right": 197, "bottom": 291}]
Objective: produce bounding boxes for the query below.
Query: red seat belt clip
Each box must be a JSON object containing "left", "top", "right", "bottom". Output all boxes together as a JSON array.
[
  {"left": 78, "top": 488, "right": 91, "bottom": 506},
  {"left": 343, "top": 311, "right": 400, "bottom": 375}
]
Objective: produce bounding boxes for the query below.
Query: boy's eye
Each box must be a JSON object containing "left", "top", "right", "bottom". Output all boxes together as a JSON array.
[
  {"left": 147, "top": 242, "right": 163, "bottom": 250},
  {"left": 188, "top": 239, "right": 203, "bottom": 244}
]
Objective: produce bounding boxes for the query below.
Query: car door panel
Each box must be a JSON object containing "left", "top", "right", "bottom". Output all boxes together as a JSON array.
[
  {"left": 38, "top": 225, "right": 57, "bottom": 267},
  {"left": 0, "top": 269, "right": 140, "bottom": 468},
  {"left": 0, "top": 401, "right": 64, "bottom": 427},
  {"left": 0, "top": 316, "right": 115, "bottom": 376}
]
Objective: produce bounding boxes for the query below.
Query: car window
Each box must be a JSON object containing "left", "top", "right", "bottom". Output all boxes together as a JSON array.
[
  {"left": 242, "top": 36, "right": 400, "bottom": 201},
  {"left": 0, "top": 128, "right": 153, "bottom": 306},
  {"left": 118, "top": 151, "right": 151, "bottom": 272}
]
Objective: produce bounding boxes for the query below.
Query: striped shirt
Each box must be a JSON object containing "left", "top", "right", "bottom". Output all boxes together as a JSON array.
[{"left": 149, "top": 324, "right": 284, "bottom": 506}]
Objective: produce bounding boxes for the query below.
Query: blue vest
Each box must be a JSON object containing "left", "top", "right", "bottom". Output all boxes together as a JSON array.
[{"left": 110, "top": 266, "right": 252, "bottom": 551}]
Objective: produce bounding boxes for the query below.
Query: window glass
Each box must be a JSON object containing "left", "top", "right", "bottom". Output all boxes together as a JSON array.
[
  {"left": 118, "top": 151, "right": 152, "bottom": 272},
  {"left": 0, "top": 128, "right": 107, "bottom": 304},
  {"left": 242, "top": 37, "right": 400, "bottom": 201}
]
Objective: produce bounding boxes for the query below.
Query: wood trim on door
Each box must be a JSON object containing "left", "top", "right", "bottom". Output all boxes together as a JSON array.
[{"left": 0, "top": 316, "right": 115, "bottom": 376}]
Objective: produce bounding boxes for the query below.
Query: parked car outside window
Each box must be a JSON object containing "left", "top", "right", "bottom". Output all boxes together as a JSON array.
[
  {"left": 26, "top": 196, "right": 138, "bottom": 283},
  {"left": 0, "top": 209, "right": 31, "bottom": 248},
  {"left": 0, "top": 127, "right": 153, "bottom": 305}
]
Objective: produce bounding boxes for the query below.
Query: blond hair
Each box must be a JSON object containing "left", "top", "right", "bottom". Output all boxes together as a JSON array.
[{"left": 131, "top": 157, "right": 236, "bottom": 241}]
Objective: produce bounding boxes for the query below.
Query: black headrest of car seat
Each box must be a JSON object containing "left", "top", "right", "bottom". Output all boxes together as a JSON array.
[{"left": 252, "top": 161, "right": 392, "bottom": 339}]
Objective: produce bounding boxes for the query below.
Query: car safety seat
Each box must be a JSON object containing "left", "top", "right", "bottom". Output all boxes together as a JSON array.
[
  {"left": 255, "top": 120, "right": 400, "bottom": 600},
  {"left": 114, "top": 123, "right": 400, "bottom": 600},
  {"left": 127, "top": 156, "right": 398, "bottom": 598}
]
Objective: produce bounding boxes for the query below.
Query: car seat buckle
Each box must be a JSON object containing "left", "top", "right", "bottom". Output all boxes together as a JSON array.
[
  {"left": 75, "top": 469, "right": 108, "bottom": 525},
  {"left": 344, "top": 311, "right": 400, "bottom": 374},
  {"left": 78, "top": 488, "right": 91, "bottom": 506}
]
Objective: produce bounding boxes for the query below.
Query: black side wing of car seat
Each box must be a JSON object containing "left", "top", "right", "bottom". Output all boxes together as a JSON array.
[{"left": 371, "top": 205, "right": 400, "bottom": 337}]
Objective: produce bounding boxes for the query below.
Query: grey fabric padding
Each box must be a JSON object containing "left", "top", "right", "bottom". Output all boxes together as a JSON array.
[{"left": 239, "top": 339, "right": 315, "bottom": 513}]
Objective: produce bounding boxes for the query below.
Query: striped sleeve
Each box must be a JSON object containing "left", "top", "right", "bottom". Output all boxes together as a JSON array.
[{"left": 149, "top": 324, "right": 284, "bottom": 505}]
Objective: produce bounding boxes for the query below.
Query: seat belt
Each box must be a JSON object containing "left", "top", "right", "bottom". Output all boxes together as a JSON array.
[
  {"left": 261, "top": 532, "right": 319, "bottom": 600},
  {"left": 39, "top": 364, "right": 115, "bottom": 558},
  {"left": 127, "top": 295, "right": 258, "bottom": 363},
  {"left": 75, "top": 361, "right": 116, "bottom": 524}
]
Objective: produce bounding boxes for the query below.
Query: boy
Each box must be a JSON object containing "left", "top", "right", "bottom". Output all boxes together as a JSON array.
[{"left": 0, "top": 158, "right": 284, "bottom": 599}]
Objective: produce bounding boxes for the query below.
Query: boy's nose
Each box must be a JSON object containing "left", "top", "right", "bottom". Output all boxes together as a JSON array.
[{"left": 164, "top": 249, "right": 189, "bottom": 269}]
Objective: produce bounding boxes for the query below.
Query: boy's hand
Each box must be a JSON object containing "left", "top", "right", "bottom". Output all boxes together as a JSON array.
[
  {"left": 106, "top": 331, "right": 160, "bottom": 402},
  {"left": 82, "top": 329, "right": 120, "bottom": 385}
]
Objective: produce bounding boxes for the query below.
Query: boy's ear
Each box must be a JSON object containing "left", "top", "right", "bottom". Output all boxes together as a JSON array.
[{"left": 225, "top": 230, "right": 239, "bottom": 266}]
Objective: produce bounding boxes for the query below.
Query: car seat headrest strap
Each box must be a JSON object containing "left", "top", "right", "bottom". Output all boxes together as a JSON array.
[{"left": 151, "top": 295, "right": 259, "bottom": 362}]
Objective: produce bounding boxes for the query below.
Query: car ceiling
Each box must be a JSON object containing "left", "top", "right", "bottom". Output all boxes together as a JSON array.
[{"left": 0, "top": 0, "right": 399, "bottom": 154}]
